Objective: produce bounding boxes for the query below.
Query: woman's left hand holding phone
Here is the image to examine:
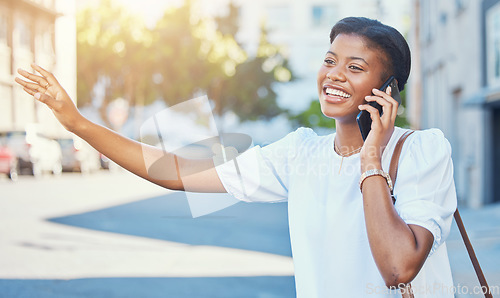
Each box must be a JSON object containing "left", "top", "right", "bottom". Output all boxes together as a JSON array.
[{"left": 15, "top": 64, "right": 85, "bottom": 134}]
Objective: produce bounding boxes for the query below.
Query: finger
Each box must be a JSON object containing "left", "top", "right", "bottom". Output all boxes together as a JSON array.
[
  {"left": 385, "top": 85, "right": 392, "bottom": 96},
  {"left": 364, "top": 95, "right": 393, "bottom": 118},
  {"left": 31, "top": 63, "right": 59, "bottom": 86},
  {"left": 17, "top": 69, "right": 50, "bottom": 92},
  {"left": 23, "top": 87, "right": 36, "bottom": 96},
  {"left": 384, "top": 86, "right": 399, "bottom": 120},
  {"left": 17, "top": 69, "right": 48, "bottom": 86},
  {"left": 372, "top": 88, "right": 398, "bottom": 106},
  {"left": 364, "top": 97, "right": 395, "bottom": 125},
  {"left": 358, "top": 104, "right": 381, "bottom": 120},
  {"left": 366, "top": 90, "right": 398, "bottom": 122},
  {"left": 359, "top": 104, "right": 383, "bottom": 131},
  {"left": 15, "top": 77, "right": 46, "bottom": 93},
  {"left": 372, "top": 88, "right": 399, "bottom": 118},
  {"left": 365, "top": 95, "right": 393, "bottom": 107}
]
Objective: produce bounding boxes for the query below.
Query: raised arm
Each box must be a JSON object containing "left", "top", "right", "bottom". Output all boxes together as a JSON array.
[{"left": 15, "top": 64, "right": 226, "bottom": 193}]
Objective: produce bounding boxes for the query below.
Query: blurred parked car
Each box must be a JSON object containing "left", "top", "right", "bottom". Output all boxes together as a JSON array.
[
  {"left": 0, "top": 130, "right": 33, "bottom": 175},
  {"left": 57, "top": 138, "right": 80, "bottom": 172},
  {"left": 99, "top": 153, "right": 110, "bottom": 170},
  {"left": 56, "top": 137, "right": 100, "bottom": 174},
  {"left": 29, "top": 136, "right": 62, "bottom": 177},
  {"left": 0, "top": 128, "right": 69, "bottom": 178},
  {"left": 0, "top": 141, "right": 18, "bottom": 181}
]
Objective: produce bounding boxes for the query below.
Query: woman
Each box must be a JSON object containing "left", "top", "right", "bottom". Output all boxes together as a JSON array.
[{"left": 16, "top": 17, "right": 456, "bottom": 297}]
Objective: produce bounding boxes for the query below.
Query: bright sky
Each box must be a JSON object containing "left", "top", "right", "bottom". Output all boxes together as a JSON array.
[
  {"left": 76, "top": 0, "right": 230, "bottom": 28},
  {"left": 77, "top": 0, "right": 181, "bottom": 28}
]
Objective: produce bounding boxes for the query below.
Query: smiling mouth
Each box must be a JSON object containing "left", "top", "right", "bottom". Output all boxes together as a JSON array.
[{"left": 324, "top": 87, "right": 351, "bottom": 99}]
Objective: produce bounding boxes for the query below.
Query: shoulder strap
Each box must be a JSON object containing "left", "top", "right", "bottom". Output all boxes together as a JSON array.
[
  {"left": 389, "top": 130, "right": 415, "bottom": 204},
  {"left": 389, "top": 130, "right": 492, "bottom": 298},
  {"left": 389, "top": 130, "right": 415, "bottom": 189},
  {"left": 453, "top": 210, "right": 492, "bottom": 297}
]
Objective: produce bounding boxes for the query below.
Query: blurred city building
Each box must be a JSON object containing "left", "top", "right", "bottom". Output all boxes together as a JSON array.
[
  {"left": 0, "top": 0, "right": 76, "bottom": 137},
  {"left": 408, "top": 0, "right": 500, "bottom": 207}
]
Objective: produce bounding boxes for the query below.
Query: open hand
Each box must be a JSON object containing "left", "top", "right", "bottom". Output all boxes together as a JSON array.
[{"left": 15, "top": 64, "right": 84, "bottom": 133}]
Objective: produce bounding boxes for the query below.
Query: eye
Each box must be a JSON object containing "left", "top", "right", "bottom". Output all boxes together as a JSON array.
[
  {"left": 349, "top": 65, "right": 364, "bottom": 71},
  {"left": 323, "top": 58, "right": 335, "bottom": 65}
]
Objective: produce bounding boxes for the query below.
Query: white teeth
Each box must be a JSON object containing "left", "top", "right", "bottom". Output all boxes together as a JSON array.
[{"left": 325, "top": 88, "right": 351, "bottom": 98}]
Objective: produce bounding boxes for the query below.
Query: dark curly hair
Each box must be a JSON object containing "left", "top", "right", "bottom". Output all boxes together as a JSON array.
[{"left": 329, "top": 17, "right": 411, "bottom": 91}]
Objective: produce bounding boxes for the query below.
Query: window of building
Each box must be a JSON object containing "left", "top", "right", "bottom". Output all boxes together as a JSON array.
[
  {"left": 0, "top": 12, "right": 10, "bottom": 78},
  {"left": 421, "top": 0, "right": 439, "bottom": 43},
  {"left": 41, "top": 26, "right": 54, "bottom": 55},
  {"left": 487, "top": 2, "right": 500, "bottom": 87},
  {"left": 0, "top": 85, "right": 12, "bottom": 128},
  {"left": 455, "top": 0, "right": 468, "bottom": 15},
  {"left": 0, "top": 13, "right": 8, "bottom": 46},
  {"left": 311, "top": 5, "right": 336, "bottom": 27},
  {"left": 17, "top": 19, "right": 31, "bottom": 50}
]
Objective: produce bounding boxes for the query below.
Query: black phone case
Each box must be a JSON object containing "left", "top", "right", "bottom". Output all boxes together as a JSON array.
[{"left": 356, "top": 76, "right": 401, "bottom": 141}]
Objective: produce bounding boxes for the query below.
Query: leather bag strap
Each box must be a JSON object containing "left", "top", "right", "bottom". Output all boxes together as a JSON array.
[
  {"left": 389, "top": 130, "right": 492, "bottom": 298},
  {"left": 388, "top": 130, "right": 415, "bottom": 192},
  {"left": 389, "top": 130, "right": 415, "bottom": 205},
  {"left": 453, "top": 210, "right": 492, "bottom": 298}
]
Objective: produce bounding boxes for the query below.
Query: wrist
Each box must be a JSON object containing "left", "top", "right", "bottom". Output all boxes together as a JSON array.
[
  {"left": 69, "top": 115, "right": 90, "bottom": 135},
  {"left": 360, "top": 158, "right": 382, "bottom": 173},
  {"left": 360, "top": 149, "right": 382, "bottom": 171},
  {"left": 359, "top": 168, "right": 393, "bottom": 193}
]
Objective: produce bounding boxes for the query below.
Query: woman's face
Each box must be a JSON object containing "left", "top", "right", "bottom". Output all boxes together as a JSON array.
[{"left": 317, "top": 33, "right": 388, "bottom": 123}]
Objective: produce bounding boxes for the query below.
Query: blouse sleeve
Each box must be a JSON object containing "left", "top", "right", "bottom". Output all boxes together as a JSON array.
[
  {"left": 215, "top": 127, "right": 313, "bottom": 203},
  {"left": 393, "top": 128, "right": 458, "bottom": 256}
]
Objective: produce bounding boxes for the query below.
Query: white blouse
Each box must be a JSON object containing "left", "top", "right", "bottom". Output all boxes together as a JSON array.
[{"left": 215, "top": 126, "right": 457, "bottom": 297}]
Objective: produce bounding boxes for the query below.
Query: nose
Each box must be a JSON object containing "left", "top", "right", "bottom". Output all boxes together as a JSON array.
[{"left": 326, "top": 67, "right": 346, "bottom": 82}]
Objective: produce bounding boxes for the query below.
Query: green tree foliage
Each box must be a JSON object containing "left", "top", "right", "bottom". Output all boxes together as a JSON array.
[
  {"left": 76, "top": 0, "right": 293, "bottom": 127},
  {"left": 289, "top": 100, "right": 335, "bottom": 129},
  {"left": 151, "top": 1, "right": 218, "bottom": 106},
  {"left": 77, "top": 0, "right": 157, "bottom": 126},
  {"left": 209, "top": 26, "right": 294, "bottom": 121}
]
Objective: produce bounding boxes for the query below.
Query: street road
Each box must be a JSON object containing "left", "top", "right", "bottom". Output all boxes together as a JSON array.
[{"left": 0, "top": 170, "right": 295, "bottom": 298}]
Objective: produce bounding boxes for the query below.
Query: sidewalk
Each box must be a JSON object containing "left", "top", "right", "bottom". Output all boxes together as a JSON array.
[{"left": 447, "top": 202, "right": 500, "bottom": 297}]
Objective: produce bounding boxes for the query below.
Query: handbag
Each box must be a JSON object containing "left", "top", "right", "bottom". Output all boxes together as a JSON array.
[{"left": 389, "top": 130, "right": 492, "bottom": 298}]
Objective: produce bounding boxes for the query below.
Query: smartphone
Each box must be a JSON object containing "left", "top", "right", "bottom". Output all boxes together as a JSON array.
[{"left": 356, "top": 76, "right": 401, "bottom": 141}]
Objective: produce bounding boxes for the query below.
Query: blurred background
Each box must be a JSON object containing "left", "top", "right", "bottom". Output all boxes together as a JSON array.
[{"left": 0, "top": 0, "right": 499, "bottom": 297}]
